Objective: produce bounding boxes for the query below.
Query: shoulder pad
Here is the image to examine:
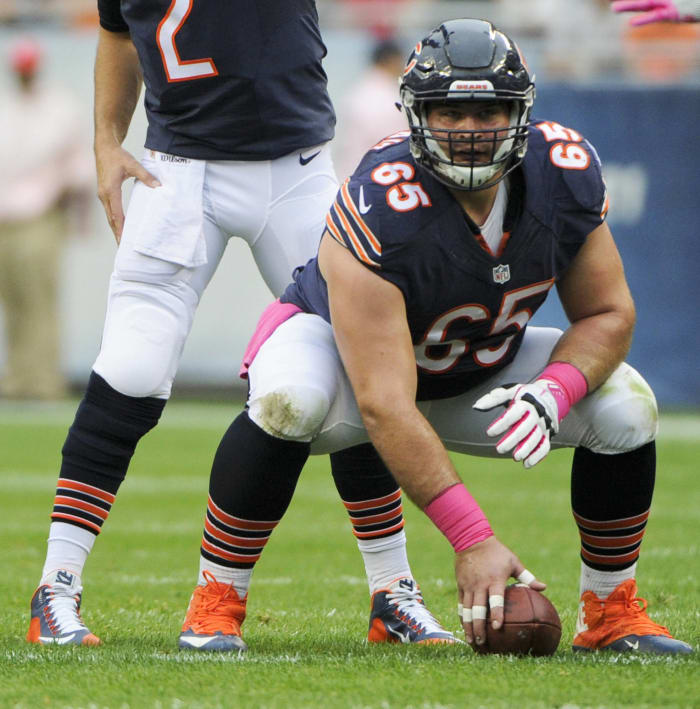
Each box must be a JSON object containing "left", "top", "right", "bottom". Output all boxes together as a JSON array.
[{"left": 527, "top": 120, "right": 606, "bottom": 214}]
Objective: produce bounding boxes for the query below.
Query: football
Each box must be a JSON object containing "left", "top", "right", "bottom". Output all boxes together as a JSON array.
[{"left": 474, "top": 584, "right": 561, "bottom": 656}]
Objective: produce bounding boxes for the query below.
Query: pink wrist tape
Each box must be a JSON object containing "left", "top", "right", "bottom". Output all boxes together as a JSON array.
[
  {"left": 539, "top": 362, "right": 588, "bottom": 422},
  {"left": 424, "top": 484, "right": 493, "bottom": 552}
]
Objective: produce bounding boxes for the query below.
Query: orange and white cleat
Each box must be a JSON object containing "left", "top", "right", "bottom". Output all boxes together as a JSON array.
[
  {"left": 573, "top": 579, "right": 692, "bottom": 654},
  {"left": 368, "top": 577, "right": 456, "bottom": 645},
  {"left": 26, "top": 569, "right": 101, "bottom": 646},
  {"left": 178, "top": 571, "right": 247, "bottom": 652}
]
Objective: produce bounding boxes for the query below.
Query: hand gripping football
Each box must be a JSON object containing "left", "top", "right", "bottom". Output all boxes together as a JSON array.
[{"left": 474, "top": 584, "right": 561, "bottom": 656}]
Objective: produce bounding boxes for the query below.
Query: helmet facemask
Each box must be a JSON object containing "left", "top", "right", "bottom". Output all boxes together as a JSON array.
[{"left": 399, "top": 19, "right": 536, "bottom": 191}]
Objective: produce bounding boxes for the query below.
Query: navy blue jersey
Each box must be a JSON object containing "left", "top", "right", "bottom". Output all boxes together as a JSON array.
[
  {"left": 97, "top": 0, "right": 335, "bottom": 160},
  {"left": 282, "top": 121, "right": 608, "bottom": 400}
]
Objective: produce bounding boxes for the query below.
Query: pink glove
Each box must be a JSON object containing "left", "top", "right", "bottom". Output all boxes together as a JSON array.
[{"left": 611, "top": 0, "right": 700, "bottom": 25}]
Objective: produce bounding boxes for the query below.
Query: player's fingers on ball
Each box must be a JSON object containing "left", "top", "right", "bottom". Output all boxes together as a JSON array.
[
  {"left": 461, "top": 606, "right": 475, "bottom": 647},
  {"left": 459, "top": 591, "right": 474, "bottom": 645},
  {"left": 515, "top": 567, "right": 547, "bottom": 591},
  {"left": 488, "top": 587, "right": 506, "bottom": 630},
  {"left": 471, "top": 594, "right": 489, "bottom": 646}
]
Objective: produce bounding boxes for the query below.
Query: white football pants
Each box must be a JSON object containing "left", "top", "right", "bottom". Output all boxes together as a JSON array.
[
  {"left": 93, "top": 144, "right": 338, "bottom": 398},
  {"left": 247, "top": 314, "right": 658, "bottom": 457}
]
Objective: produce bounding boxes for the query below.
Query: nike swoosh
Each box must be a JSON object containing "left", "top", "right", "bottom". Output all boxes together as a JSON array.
[
  {"left": 299, "top": 150, "right": 321, "bottom": 166},
  {"left": 388, "top": 627, "right": 411, "bottom": 643},
  {"left": 358, "top": 185, "right": 372, "bottom": 214},
  {"left": 180, "top": 635, "right": 219, "bottom": 649},
  {"left": 624, "top": 639, "right": 640, "bottom": 650},
  {"left": 40, "top": 633, "right": 76, "bottom": 645}
]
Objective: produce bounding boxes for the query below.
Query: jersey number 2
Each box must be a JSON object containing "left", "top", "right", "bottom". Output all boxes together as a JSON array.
[{"left": 157, "top": 0, "right": 218, "bottom": 82}]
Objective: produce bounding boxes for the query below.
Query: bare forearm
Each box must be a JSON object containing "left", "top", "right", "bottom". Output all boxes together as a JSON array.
[
  {"left": 360, "top": 403, "right": 460, "bottom": 508},
  {"left": 94, "top": 28, "right": 142, "bottom": 150},
  {"left": 549, "top": 310, "right": 634, "bottom": 391}
]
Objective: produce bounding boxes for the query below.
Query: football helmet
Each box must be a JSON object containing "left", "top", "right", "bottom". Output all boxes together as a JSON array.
[{"left": 400, "top": 19, "right": 535, "bottom": 191}]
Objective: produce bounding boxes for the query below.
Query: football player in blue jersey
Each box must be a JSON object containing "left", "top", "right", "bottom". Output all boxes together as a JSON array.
[
  {"left": 176, "top": 19, "right": 692, "bottom": 654},
  {"left": 26, "top": 0, "right": 454, "bottom": 648}
]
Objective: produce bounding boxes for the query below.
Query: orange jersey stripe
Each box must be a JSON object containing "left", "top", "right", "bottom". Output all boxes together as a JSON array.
[
  {"left": 579, "top": 529, "right": 646, "bottom": 548},
  {"left": 353, "top": 519, "right": 405, "bottom": 539},
  {"left": 331, "top": 201, "right": 379, "bottom": 267},
  {"left": 349, "top": 507, "right": 403, "bottom": 527},
  {"left": 204, "top": 517, "right": 269, "bottom": 548},
  {"left": 325, "top": 216, "right": 346, "bottom": 246},
  {"left": 53, "top": 495, "right": 109, "bottom": 520},
  {"left": 57, "top": 478, "right": 115, "bottom": 504},
  {"left": 207, "top": 498, "right": 278, "bottom": 531},
  {"left": 201, "top": 538, "right": 261, "bottom": 564},
  {"left": 50, "top": 512, "right": 102, "bottom": 534},
  {"left": 340, "top": 180, "right": 382, "bottom": 256},
  {"left": 573, "top": 510, "right": 649, "bottom": 531},
  {"left": 343, "top": 489, "right": 402, "bottom": 512},
  {"left": 494, "top": 230, "right": 512, "bottom": 259}
]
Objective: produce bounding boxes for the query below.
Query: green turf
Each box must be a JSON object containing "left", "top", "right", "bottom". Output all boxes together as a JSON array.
[{"left": 1, "top": 402, "right": 698, "bottom": 709}]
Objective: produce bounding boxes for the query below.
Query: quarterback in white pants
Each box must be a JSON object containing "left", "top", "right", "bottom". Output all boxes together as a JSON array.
[
  {"left": 95, "top": 145, "right": 337, "bottom": 398},
  {"left": 28, "top": 1, "right": 442, "bottom": 649}
]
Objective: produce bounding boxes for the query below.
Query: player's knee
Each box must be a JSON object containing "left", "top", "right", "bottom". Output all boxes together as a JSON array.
[
  {"left": 587, "top": 363, "right": 658, "bottom": 453},
  {"left": 94, "top": 302, "right": 184, "bottom": 399},
  {"left": 98, "top": 361, "right": 171, "bottom": 399},
  {"left": 248, "top": 384, "right": 331, "bottom": 442}
]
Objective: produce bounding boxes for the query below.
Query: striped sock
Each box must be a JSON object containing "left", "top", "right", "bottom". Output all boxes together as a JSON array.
[
  {"left": 50, "top": 477, "right": 115, "bottom": 534},
  {"left": 571, "top": 443, "right": 655, "bottom": 599},
  {"left": 331, "top": 442, "right": 410, "bottom": 594},
  {"left": 40, "top": 477, "right": 117, "bottom": 580},
  {"left": 341, "top": 489, "right": 409, "bottom": 593},
  {"left": 200, "top": 495, "right": 279, "bottom": 570},
  {"left": 343, "top": 488, "right": 405, "bottom": 541},
  {"left": 574, "top": 508, "right": 650, "bottom": 572}
]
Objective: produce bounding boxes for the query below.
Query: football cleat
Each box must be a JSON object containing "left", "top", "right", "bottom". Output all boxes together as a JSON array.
[
  {"left": 26, "top": 569, "right": 101, "bottom": 646},
  {"left": 368, "top": 577, "right": 456, "bottom": 645},
  {"left": 178, "top": 571, "right": 248, "bottom": 652},
  {"left": 573, "top": 579, "right": 692, "bottom": 654}
]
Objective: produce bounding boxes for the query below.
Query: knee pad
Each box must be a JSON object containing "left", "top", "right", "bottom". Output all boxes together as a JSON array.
[
  {"left": 580, "top": 363, "right": 658, "bottom": 454},
  {"left": 248, "top": 383, "right": 332, "bottom": 442},
  {"left": 93, "top": 278, "right": 195, "bottom": 398}
]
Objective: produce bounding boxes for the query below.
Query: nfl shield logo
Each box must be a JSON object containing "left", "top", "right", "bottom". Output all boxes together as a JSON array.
[{"left": 492, "top": 264, "right": 511, "bottom": 284}]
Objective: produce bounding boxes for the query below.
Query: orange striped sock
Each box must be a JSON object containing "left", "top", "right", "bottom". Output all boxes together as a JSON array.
[{"left": 199, "top": 495, "right": 279, "bottom": 569}]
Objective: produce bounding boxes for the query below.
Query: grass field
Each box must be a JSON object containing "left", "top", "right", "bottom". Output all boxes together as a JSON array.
[{"left": 1, "top": 400, "right": 698, "bottom": 709}]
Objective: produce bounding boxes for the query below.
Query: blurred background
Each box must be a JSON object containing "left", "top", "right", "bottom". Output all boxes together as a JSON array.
[{"left": 0, "top": 0, "right": 698, "bottom": 408}]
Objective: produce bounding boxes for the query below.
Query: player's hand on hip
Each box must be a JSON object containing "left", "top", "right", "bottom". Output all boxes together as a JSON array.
[
  {"left": 455, "top": 536, "right": 545, "bottom": 648},
  {"left": 473, "top": 381, "right": 561, "bottom": 468},
  {"left": 95, "top": 143, "right": 160, "bottom": 243},
  {"left": 611, "top": 1, "right": 692, "bottom": 25}
]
